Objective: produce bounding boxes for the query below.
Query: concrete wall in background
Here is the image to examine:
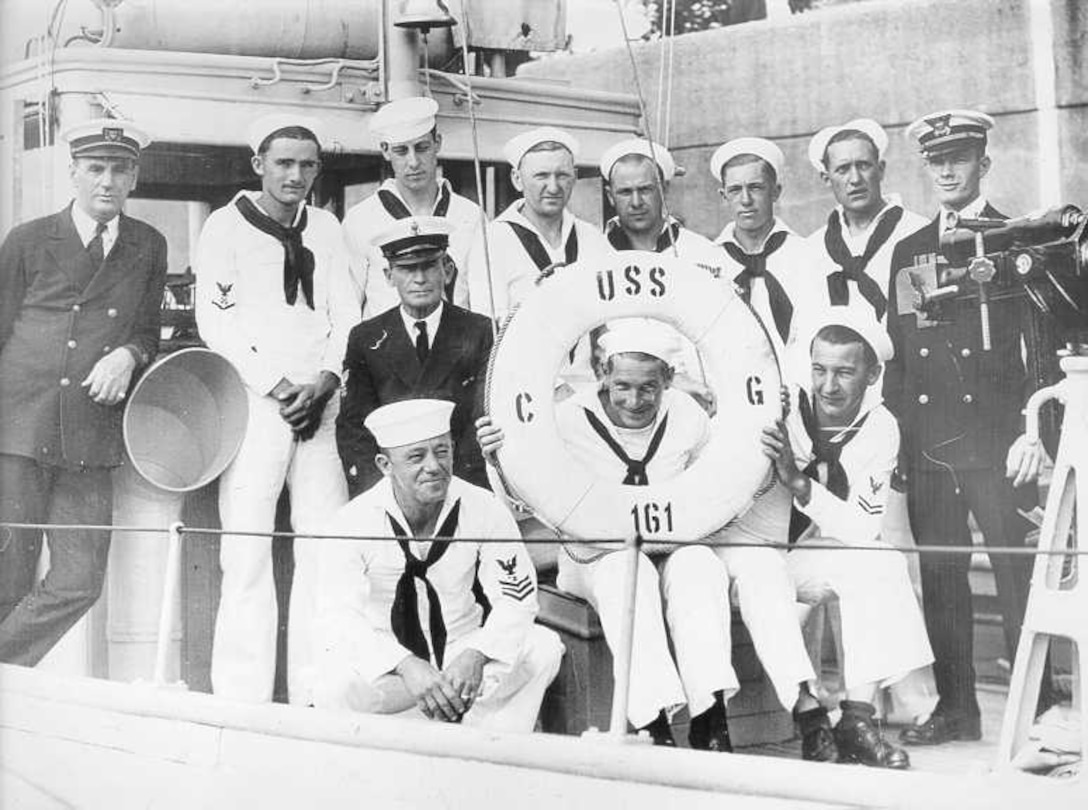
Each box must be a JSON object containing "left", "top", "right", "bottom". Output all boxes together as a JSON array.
[{"left": 521, "top": 0, "right": 1088, "bottom": 238}]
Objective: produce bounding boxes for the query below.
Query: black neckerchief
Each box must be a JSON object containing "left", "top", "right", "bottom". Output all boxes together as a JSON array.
[
  {"left": 798, "top": 389, "right": 869, "bottom": 499},
  {"left": 722, "top": 230, "right": 792, "bottom": 343},
  {"left": 235, "top": 195, "right": 314, "bottom": 309},
  {"left": 506, "top": 219, "right": 579, "bottom": 272},
  {"left": 583, "top": 407, "right": 670, "bottom": 486},
  {"left": 606, "top": 218, "right": 682, "bottom": 253},
  {"left": 377, "top": 183, "right": 451, "bottom": 219},
  {"left": 788, "top": 391, "right": 870, "bottom": 542},
  {"left": 386, "top": 499, "right": 461, "bottom": 669},
  {"left": 823, "top": 206, "right": 903, "bottom": 320}
]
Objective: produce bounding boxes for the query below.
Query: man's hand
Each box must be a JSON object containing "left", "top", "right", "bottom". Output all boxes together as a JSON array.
[
  {"left": 272, "top": 371, "right": 339, "bottom": 440},
  {"left": 394, "top": 655, "right": 466, "bottom": 722},
  {"left": 81, "top": 347, "right": 137, "bottom": 406},
  {"left": 761, "top": 419, "right": 810, "bottom": 504},
  {"left": 442, "top": 648, "right": 488, "bottom": 714},
  {"left": 475, "top": 415, "right": 505, "bottom": 463},
  {"left": 1005, "top": 433, "right": 1049, "bottom": 487}
]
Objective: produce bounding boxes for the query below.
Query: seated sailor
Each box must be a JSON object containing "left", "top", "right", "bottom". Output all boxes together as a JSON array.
[
  {"left": 480, "top": 320, "right": 753, "bottom": 752},
  {"left": 312, "top": 398, "right": 563, "bottom": 732},
  {"left": 762, "top": 307, "right": 934, "bottom": 769}
]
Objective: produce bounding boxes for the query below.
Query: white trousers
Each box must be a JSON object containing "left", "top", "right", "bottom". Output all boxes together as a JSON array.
[
  {"left": 314, "top": 624, "right": 564, "bottom": 733},
  {"left": 557, "top": 545, "right": 735, "bottom": 728},
  {"left": 712, "top": 482, "right": 817, "bottom": 710},
  {"left": 211, "top": 391, "right": 347, "bottom": 704},
  {"left": 788, "top": 537, "right": 934, "bottom": 691}
]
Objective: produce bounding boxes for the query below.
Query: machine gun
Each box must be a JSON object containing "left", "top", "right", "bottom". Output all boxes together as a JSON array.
[
  {"left": 896, "top": 204, "right": 1088, "bottom": 452},
  {"left": 900, "top": 204, "right": 1088, "bottom": 348}
]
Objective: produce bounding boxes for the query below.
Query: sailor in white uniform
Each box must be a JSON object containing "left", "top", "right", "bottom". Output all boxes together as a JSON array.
[
  {"left": 342, "top": 97, "right": 484, "bottom": 319},
  {"left": 763, "top": 308, "right": 934, "bottom": 768},
  {"left": 463, "top": 127, "right": 610, "bottom": 325},
  {"left": 479, "top": 321, "right": 744, "bottom": 751},
  {"left": 710, "top": 137, "right": 820, "bottom": 362},
  {"left": 195, "top": 114, "right": 356, "bottom": 704},
  {"left": 804, "top": 119, "right": 928, "bottom": 323},
  {"left": 599, "top": 138, "right": 725, "bottom": 414},
  {"left": 312, "top": 399, "right": 563, "bottom": 732}
]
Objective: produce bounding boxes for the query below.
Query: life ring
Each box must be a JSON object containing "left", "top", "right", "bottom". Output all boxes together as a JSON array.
[{"left": 485, "top": 251, "right": 781, "bottom": 541}]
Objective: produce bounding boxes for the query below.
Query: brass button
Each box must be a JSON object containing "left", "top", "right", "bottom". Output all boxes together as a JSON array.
[
  {"left": 60, "top": 377, "right": 70, "bottom": 387},
  {"left": 963, "top": 394, "right": 973, "bottom": 404},
  {"left": 103, "top": 345, "right": 111, "bottom": 353},
  {"left": 919, "top": 347, "right": 929, "bottom": 357},
  {"left": 67, "top": 339, "right": 77, "bottom": 349},
  {"left": 918, "top": 394, "right": 929, "bottom": 404},
  {"left": 107, "top": 308, "right": 118, "bottom": 318},
  {"left": 72, "top": 304, "right": 81, "bottom": 312},
  {"left": 960, "top": 347, "right": 971, "bottom": 358},
  {"left": 41, "top": 446, "right": 49, "bottom": 454}
]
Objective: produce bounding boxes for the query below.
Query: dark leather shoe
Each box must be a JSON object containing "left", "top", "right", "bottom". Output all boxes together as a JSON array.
[
  {"left": 689, "top": 702, "right": 733, "bottom": 753},
  {"left": 899, "top": 711, "right": 981, "bottom": 746},
  {"left": 835, "top": 715, "right": 911, "bottom": 769},
  {"left": 796, "top": 707, "right": 837, "bottom": 762},
  {"left": 636, "top": 710, "right": 677, "bottom": 747}
]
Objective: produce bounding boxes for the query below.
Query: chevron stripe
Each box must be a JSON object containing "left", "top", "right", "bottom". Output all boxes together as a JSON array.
[
  {"left": 857, "top": 496, "right": 884, "bottom": 515},
  {"left": 500, "top": 575, "right": 535, "bottom": 601}
]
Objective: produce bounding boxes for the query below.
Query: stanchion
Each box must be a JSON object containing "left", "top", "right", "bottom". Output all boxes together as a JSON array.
[
  {"left": 608, "top": 534, "right": 642, "bottom": 741},
  {"left": 996, "top": 353, "right": 1088, "bottom": 770},
  {"left": 152, "top": 521, "right": 186, "bottom": 686}
]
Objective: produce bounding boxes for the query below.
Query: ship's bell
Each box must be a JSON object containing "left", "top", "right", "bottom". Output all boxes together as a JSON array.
[{"left": 393, "top": 0, "right": 457, "bottom": 33}]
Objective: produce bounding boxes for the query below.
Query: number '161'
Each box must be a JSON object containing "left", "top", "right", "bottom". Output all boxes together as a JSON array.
[{"left": 631, "top": 502, "right": 674, "bottom": 536}]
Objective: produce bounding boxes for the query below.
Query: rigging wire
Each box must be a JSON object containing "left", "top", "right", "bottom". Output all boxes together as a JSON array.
[
  {"left": 611, "top": 0, "right": 679, "bottom": 259},
  {"left": 453, "top": 0, "right": 500, "bottom": 335}
]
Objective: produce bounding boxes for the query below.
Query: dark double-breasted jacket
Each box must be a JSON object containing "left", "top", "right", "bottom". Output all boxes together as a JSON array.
[
  {"left": 0, "top": 204, "right": 167, "bottom": 469},
  {"left": 336, "top": 303, "right": 493, "bottom": 497},
  {"left": 884, "top": 205, "right": 1028, "bottom": 473}
]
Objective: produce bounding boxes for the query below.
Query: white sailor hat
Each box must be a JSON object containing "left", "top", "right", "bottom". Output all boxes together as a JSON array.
[
  {"left": 375, "top": 216, "right": 454, "bottom": 264},
  {"left": 599, "top": 318, "right": 678, "bottom": 366},
  {"left": 709, "top": 137, "right": 784, "bottom": 183},
  {"left": 905, "top": 109, "right": 994, "bottom": 156},
  {"left": 807, "top": 118, "right": 888, "bottom": 172},
  {"left": 365, "top": 398, "right": 455, "bottom": 449},
  {"left": 600, "top": 138, "right": 677, "bottom": 183},
  {"left": 247, "top": 113, "right": 325, "bottom": 154},
  {"left": 62, "top": 117, "right": 150, "bottom": 159},
  {"left": 797, "top": 306, "right": 894, "bottom": 365},
  {"left": 504, "top": 127, "right": 579, "bottom": 168},
  {"left": 370, "top": 96, "right": 439, "bottom": 145}
]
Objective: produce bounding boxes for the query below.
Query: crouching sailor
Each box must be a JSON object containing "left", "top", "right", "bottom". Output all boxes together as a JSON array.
[
  {"left": 762, "top": 308, "right": 934, "bottom": 768},
  {"left": 312, "top": 399, "right": 563, "bottom": 731}
]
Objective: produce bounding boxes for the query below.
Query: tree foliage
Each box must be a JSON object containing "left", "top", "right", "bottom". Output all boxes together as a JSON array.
[{"left": 646, "top": 0, "right": 813, "bottom": 36}]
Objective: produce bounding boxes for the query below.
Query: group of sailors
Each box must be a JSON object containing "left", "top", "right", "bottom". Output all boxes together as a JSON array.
[{"left": 0, "top": 95, "right": 1048, "bottom": 771}]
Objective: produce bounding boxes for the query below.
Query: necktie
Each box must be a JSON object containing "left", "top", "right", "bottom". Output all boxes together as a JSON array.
[
  {"left": 234, "top": 195, "right": 315, "bottom": 309},
  {"left": 583, "top": 408, "right": 670, "bottom": 486},
  {"left": 823, "top": 207, "right": 903, "bottom": 320},
  {"left": 87, "top": 221, "right": 107, "bottom": 268},
  {"left": 722, "top": 231, "right": 792, "bottom": 343},
  {"left": 415, "top": 320, "right": 429, "bottom": 365},
  {"left": 387, "top": 500, "right": 461, "bottom": 668}
]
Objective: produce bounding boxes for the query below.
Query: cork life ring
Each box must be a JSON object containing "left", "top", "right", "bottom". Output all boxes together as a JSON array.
[{"left": 486, "top": 251, "right": 781, "bottom": 542}]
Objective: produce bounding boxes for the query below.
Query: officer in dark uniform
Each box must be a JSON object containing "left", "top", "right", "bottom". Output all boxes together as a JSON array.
[
  {"left": 884, "top": 110, "right": 1047, "bottom": 745},
  {"left": 0, "top": 118, "right": 167, "bottom": 665}
]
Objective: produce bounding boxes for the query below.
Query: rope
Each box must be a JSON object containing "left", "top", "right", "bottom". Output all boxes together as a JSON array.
[{"left": 2, "top": 521, "right": 1081, "bottom": 555}]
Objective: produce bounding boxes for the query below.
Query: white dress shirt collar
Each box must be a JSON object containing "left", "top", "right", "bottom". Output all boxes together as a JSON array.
[
  {"left": 70, "top": 203, "right": 119, "bottom": 254},
  {"left": 400, "top": 300, "right": 444, "bottom": 349}
]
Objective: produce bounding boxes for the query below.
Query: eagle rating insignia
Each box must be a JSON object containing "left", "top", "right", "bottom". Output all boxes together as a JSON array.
[
  {"left": 212, "top": 281, "right": 235, "bottom": 310},
  {"left": 496, "top": 554, "right": 534, "bottom": 601}
]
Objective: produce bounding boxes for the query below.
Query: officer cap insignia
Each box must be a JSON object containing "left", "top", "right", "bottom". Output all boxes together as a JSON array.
[{"left": 926, "top": 114, "right": 952, "bottom": 139}]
